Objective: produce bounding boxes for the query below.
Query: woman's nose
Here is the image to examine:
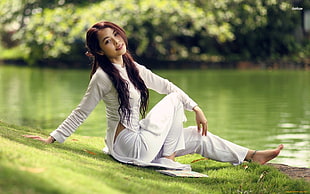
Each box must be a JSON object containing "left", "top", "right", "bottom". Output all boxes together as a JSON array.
[{"left": 113, "top": 38, "right": 120, "bottom": 45}]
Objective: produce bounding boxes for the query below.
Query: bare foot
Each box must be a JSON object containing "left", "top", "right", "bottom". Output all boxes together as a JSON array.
[
  {"left": 252, "top": 144, "right": 284, "bottom": 164},
  {"left": 164, "top": 152, "right": 176, "bottom": 161}
]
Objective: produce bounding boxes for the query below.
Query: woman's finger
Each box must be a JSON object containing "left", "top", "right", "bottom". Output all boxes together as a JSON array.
[
  {"left": 202, "top": 122, "right": 208, "bottom": 136},
  {"left": 23, "top": 135, "right": 41, "bottom": 139},
  {"left": 22, "top": 135, "right": 45, "bottom": 142},
  {"left": 197, "top": 123, "right": 201, "bottom": 133}
]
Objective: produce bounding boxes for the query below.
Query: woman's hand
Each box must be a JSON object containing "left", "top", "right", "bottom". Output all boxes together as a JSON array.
[
  {"left": 22, "top": 135, "right": 55, "bottom": 144},
  {"left": 193, "top": 106, "right": 208, "bottom": 136}
]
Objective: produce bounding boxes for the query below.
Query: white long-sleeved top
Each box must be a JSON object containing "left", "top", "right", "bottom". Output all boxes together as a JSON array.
[{"left": 50, "top": 62, "right": 197, "bottom": 164}]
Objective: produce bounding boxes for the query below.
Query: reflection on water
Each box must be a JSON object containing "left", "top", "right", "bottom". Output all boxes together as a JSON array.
[
  {"left": 0, "top": 66, "right": 309, "bottom": 167},
  {"left": 272, "top": 123, "right": 310, "bottom": 167}
]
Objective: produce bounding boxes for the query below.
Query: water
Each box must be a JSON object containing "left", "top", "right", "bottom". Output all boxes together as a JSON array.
[{"left": 0, "top": 65, "right": 309, "bottom": 167}]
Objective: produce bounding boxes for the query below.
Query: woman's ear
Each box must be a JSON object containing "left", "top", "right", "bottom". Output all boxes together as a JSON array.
[{"left": 96, "top": 51, "right": 104, "bottom": 55}]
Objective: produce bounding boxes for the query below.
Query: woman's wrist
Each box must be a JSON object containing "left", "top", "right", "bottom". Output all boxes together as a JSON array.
[
  {"left": 193, "top": 106, "right": 201, "bottom": 112},
  {"left": 48, "top": 136, "right": 56, "bottom": 144}
]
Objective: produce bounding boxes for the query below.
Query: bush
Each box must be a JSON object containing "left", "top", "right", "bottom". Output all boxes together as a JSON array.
[
  {"left": 3, "top": 0, "right": 308, "bottom": 66},
  {"left": 18, "top": 0, "right": 237, "bottom": 65}
]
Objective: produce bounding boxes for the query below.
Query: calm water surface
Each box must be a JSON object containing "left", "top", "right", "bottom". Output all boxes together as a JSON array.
[{"left": 0, "top": 65, "right": 309, "bottom": 167}]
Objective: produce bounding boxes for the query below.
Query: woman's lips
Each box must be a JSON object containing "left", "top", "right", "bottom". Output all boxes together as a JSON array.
[{"left": 116, "top": 43, "right": 124, "bottom": 51}]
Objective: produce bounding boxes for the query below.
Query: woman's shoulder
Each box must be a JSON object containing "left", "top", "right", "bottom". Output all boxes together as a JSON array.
[
  {"left": 133, "top": 61, "right": 142, "bottom": 67},
  {"left": 92, "top": 67, "right": 109, "bottom": 78},
  {"left": 134, "top": 61, "right": 149, "bottom": 72},
  {"left": 91, "top": 67, "right": 112, "bottom": 85}
]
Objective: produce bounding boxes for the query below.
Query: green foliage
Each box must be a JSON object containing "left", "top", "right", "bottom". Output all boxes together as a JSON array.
[
  {"left": 17, "top": 5, "right": 81, "bottom": 65},
  {"left": 0, "top": 0, "right": 308, "bottom": 66},
  {"left": 20, "top": 0, "right": 228, "bottom": 64},
  {"left": 193, "top": 0, "right": 306, "bottom": 61},
  {"left": 221, "top": 1, "right": 302, "bottom": 60}
]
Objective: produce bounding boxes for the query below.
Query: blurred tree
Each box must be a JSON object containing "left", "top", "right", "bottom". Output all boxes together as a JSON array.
[
  {"left": 0, "top": 0, "right": 99, "bottom": 48},
  {"left": 18, "top": 0, "right": 233, "bottom": 65},
  {"left": 220, "top": 0, "right": 302, "bottom": 60},
  {"left": 0, "top": 0, "right": 308, "bottom": 66},
  {"left": 190, "top": 0, "right": 305, "bottom": 61}
]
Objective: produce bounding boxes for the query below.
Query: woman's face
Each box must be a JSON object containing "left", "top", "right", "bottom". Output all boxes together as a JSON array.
[{"left": 97, "top": 27, "right": 126, "bottom": 63}]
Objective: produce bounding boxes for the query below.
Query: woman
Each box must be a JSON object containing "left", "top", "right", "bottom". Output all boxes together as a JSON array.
[{"left": 24, "top": 21, "right": 283, "bottom": 170}]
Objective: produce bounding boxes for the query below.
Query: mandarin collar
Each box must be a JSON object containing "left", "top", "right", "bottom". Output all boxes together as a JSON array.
[{"left": 112, "top": 63, "right": 126, "bottom": 70}]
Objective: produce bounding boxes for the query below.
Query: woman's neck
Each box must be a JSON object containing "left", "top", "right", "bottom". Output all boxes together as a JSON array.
[{"left": 109, "top": 56, "right": 124, "bottom": 67}]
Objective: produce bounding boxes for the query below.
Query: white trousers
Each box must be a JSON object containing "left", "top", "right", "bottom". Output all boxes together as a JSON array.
[{"left": 113, "top": 93, "right": 248, "bottom": 165}]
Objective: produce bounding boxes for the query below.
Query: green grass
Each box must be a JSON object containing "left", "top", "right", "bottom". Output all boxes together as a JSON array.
[{"left": 0, "top": 121, "right": 309, "bottom": 194}]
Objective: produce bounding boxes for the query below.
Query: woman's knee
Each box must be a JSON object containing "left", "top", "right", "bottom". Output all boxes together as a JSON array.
[
  {"left": 165, "top": 93, "right": 183, "bottom": 109},
  {"left": 165, "top": 92, "right": 179, "bottom": 102}
]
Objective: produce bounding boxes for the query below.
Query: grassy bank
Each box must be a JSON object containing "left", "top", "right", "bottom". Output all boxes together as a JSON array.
[{"left": 0, "top": 121, "right": 309, "bottom": 194}]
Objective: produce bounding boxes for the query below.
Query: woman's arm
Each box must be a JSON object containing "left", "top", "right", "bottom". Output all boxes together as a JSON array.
[
  {"left": 24, "top": 68, "right": 111, "bottom": 143},
  {"left": 136, "top": 63, "right": 197, "bottom": 111},
  {"left": 137, "top": 63, "right": 208, "bottom": 135},
  {"left": 50, "top": 69, "right": 110, "bottom": 143}
]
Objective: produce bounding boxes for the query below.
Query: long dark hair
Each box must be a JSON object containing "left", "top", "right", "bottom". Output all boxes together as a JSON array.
[{"left": 86, "top": 21, "right": 149, "bottom": 121}]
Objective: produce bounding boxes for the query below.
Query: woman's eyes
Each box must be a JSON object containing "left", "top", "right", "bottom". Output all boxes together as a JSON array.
[
  {"left": 104, "top": 33, "right": 119, "bottom": 44},
  {"left": 105, "top": 39, "right": 111, "bottom": 44}
]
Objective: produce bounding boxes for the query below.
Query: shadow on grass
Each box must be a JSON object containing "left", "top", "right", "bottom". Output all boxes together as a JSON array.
[
  {"left": 0, "top": 121, "right": 116, "bottom": 165},
  {"left": 0, "top": 165, "right": 62, "bottom": 194}
]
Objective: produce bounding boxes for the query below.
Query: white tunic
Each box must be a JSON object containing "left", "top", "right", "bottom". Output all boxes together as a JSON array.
[{"left": 50, "top": 62, "right": 197, "bottom": 168}]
